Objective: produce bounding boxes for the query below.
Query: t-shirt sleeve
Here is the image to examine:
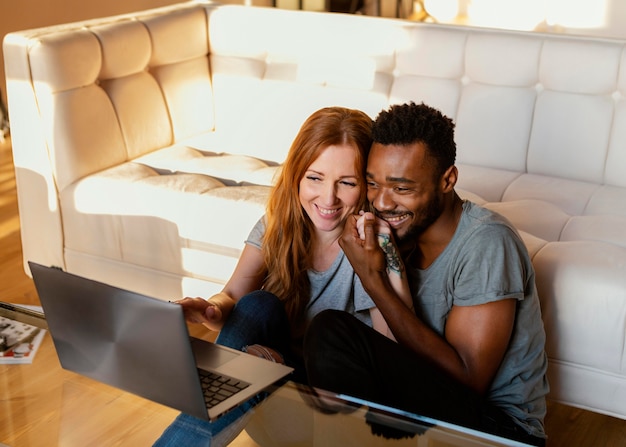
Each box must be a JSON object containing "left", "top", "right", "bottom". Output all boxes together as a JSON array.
[
  {"left": 451, "top": 223, "right": 529, "bottom": 306},
  {"left": 245, "top": 216, "right": 266, "bottom": 250}
]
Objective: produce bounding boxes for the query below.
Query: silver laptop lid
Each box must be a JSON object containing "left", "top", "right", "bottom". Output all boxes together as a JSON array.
[{"left": 30, "top": 262, "right": 210, "bottom": 419}]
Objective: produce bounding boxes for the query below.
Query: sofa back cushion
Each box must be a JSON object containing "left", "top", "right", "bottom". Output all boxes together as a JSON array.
[
  {"left": 17, "top": 3, "right": 626, "bottom": 207},
  {"left": 25, "top": 4, "right": 214, "bottom": 191},
  {"left": 206, "top": 7, "right": 626, "bottom": 194},
  {"left": 205, "top": 6, "right": 398, "bottom": 164}
]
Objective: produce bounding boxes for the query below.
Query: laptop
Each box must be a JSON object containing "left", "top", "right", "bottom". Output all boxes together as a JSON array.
[{"left": 29, "top": 262, "right": 293, "bottom": 421}]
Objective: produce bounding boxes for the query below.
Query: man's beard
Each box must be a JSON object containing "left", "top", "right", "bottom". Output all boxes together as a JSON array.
[{"left": 396, "top": 193, "right": 443, "bottom": 243}]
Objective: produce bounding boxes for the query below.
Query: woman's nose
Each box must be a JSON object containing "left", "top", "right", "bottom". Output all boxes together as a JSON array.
[{"left": 321, "top": 183, "right": 338, "bottom": 205}]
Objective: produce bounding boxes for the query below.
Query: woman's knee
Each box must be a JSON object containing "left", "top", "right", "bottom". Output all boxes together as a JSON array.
[
  {"left": 224, "top": 291, "right": 284, "bottom": 330},
  {"left": 217, "top": 290, "right": 289, "bottom": 348},
  {"left": 235, "top": 290, "right": 283, "bottom": 319}
]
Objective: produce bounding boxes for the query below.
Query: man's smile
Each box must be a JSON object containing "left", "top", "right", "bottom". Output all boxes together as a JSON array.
[{"left": 377, "top": 212, "right": 412, "bottom": 228}]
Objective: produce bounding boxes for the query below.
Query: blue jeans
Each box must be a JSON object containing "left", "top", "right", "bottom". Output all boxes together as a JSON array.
[{"left": 153, "top": 291, "right": 293, "bottom": 446}]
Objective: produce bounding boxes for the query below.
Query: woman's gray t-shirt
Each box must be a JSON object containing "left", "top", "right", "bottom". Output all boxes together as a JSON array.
[
  {"left": 246, "top": 217, "right": 375, "bottom": 330},
  {"left": 409, "top": 201, "right": 549, "bottom": 438}
]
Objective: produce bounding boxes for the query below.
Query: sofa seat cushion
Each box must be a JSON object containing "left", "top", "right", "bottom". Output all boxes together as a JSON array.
[
  {"left": 135, "top": 145, "right": 281, "bottom": 186},
  {"left": 585, "top": 185, "right": 626, "bottom": 216},
  {"left": 60, "top": 162, "right": 269, "bottom": 280},
  {"left": 484, "top": 199, "right": 571, "bottom": 242},
  {"left": 517, "top": 230, "right": 548, "bottom": 259},
  {"left": 502, "top": 173, "right": 600, "bottom": 216},
  {"left": 561, "top": 215, "right": 626, "bottom": 248},
  {"left": 456, "top": 164, "right": 521, "bottom": 203}
]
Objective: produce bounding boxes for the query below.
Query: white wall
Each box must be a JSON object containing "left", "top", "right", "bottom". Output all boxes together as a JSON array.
[{"left": 423, "top": 0, "right": 626, "bottom": 39}]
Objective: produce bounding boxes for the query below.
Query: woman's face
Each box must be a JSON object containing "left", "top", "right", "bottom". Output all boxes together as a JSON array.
[{"left": 299, "top": 144, "right": 362, "bottom": 235}]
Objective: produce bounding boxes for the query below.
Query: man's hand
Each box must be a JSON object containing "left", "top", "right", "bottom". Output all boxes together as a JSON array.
[
  {"left": 340, "top": 213, "right": 388, "bottom": 286},
  {"left": 356, "top": 212, "right": 404, "bottom": 277}
]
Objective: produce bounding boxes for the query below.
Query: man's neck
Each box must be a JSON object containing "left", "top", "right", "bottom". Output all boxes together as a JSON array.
[{"left": 404, "top": 193, "right": 464, "bottom": 270}]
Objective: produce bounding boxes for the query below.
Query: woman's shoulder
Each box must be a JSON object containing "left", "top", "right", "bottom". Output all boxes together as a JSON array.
[{"left": 246, "top": 215, "right": 268, "bottom": 248}]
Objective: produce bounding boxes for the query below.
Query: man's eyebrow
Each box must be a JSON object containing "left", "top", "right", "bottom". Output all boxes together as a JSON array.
[{"left": 366, "top": 171, "right": 416, "bottom": 184}]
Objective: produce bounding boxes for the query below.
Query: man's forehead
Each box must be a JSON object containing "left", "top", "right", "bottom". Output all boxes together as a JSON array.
[
  {"left": 367, "top": 143, "right": 427, "bottom": 177},
  {"left": 369, "top": 141, "right": 427, "bottom": 156}
]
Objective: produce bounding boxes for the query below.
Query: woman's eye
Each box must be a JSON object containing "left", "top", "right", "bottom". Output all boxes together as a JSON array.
[
  {"left": 306, "top": 175, "right": 321, "bottom": 182},
  {"left": 340, "top": 180, "right": 357, "bottom": 187}
]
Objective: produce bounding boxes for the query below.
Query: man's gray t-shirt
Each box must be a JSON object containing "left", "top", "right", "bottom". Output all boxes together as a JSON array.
[
  {"left": 246, "top": 217, "right": 375, "bottom": 331},
  {"left": 409, "top": 201, "right": 549, "bottom": 438}
]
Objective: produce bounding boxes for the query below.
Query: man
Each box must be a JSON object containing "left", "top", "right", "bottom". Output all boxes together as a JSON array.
[{"left": 303, "top": 102, "right": 549, "bottom": 446}]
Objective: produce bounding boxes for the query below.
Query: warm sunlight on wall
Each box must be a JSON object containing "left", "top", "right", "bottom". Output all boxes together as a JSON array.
[
  {"left": 425, "top": 0, "right": 609, "bottom": 32},
  {"left": 545, "top": 0, "right": 607, "bottom": 29},
  {"left": 466, "top": 0, "right": 546, "bottom": 30}
]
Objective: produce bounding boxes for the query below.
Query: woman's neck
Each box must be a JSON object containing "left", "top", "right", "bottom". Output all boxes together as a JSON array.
[{"left": 311, "top": 230, "right": 341, "bottom": 272}]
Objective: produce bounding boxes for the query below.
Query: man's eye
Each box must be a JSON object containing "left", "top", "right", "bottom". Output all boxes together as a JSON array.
[{"left": 367, "top": 181, "right": 378, "bottom": 188}]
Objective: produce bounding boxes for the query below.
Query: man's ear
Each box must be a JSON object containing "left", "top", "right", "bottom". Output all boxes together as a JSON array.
[{"left": 441, "top": 165, "right": 458, "bottom": 193}]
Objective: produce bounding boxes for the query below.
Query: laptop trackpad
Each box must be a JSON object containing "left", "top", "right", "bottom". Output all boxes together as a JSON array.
[{"left": 190, "top": 337, "right": 239, "bottom": 369}]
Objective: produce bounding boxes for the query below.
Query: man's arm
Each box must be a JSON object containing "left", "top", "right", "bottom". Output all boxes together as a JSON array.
[{"left": 340, "top": 214, "right": 516, "bottom": 395}]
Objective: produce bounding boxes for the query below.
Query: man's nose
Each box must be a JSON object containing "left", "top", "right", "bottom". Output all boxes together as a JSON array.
[{"left": 371, "top": 188, "right": 394, "bottom": 211}]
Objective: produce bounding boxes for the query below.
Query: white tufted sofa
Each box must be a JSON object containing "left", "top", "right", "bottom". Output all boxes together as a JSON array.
[{"left": 4, "top": 1, "right": 626, "bottom": 421}]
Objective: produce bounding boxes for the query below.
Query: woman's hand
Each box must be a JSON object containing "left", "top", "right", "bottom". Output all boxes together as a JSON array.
[
  {"left": 356, "top": 210, "right": 390, "bottom": 238},
  {"left": 175, "top": 297, "right": 223, "bottom": 327}
]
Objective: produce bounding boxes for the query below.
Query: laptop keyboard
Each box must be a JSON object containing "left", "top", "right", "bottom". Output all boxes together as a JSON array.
[{"left": 198, "top": 368, "right": 251, "bottom": 409}]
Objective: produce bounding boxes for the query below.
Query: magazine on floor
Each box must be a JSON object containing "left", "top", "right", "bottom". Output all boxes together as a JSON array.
[{"left": 0, "top": 303, "right": 46, "bottom": 364}]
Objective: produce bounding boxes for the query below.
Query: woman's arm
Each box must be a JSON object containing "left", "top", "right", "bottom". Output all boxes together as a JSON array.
[{"left": 178, "top": 244, "right": 267, "bottom": 331}]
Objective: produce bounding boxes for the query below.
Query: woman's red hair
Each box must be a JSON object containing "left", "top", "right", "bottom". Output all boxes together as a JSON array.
[{"left": 262, "top": 107, "right": 373, "bottom": 331}]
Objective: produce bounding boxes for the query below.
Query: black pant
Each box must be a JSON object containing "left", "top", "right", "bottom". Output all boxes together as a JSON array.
[{"left": 303, "top": 310, "right": 545, "bottom": 447}]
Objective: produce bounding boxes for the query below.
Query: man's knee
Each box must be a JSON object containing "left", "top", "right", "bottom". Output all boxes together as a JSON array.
[
  {"left": 304, "top": 310, "right": 361, "bottom": 358},
  {"left": 307, "top": 309, "right": 354, "bottom": 337}
]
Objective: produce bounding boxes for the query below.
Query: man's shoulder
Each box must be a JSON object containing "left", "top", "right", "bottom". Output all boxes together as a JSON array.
[
  {"left": 460, "top": 201, "right": 522, "bottom": 246},
  {"left": 463, "top": 200, "right": 515, "bottom": 229}
]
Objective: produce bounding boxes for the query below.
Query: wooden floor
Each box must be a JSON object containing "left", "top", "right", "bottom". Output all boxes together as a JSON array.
[{"left": 2, "top": 136, "right": 626, "bottom": 446}]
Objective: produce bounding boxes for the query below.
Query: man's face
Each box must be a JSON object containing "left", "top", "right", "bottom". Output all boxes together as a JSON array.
[{"left": 366, "top": 142, "right": 444, "bottom": 242}]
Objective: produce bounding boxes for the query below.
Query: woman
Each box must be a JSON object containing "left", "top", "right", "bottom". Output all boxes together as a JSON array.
[{"left": 154, "top": 106, "right": 411, "bottom": 446}]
